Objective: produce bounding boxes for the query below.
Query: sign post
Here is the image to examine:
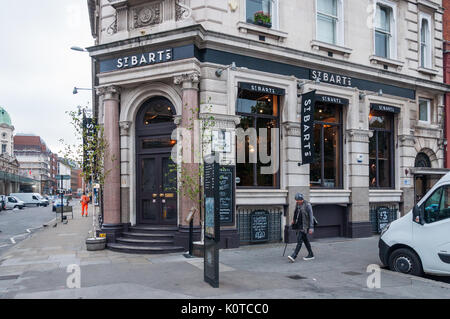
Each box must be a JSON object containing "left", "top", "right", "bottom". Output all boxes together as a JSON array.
[
  {"left": 55, "top": 175, "right": 70, "bottom": 223},
  {"left": 203, "top": 156, "right": 220, "bottom": 288}
]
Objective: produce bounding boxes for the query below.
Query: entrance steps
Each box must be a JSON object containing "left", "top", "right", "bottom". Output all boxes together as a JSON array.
[{"left": 107, "top": 225, "right": 185, "bottom": 254}]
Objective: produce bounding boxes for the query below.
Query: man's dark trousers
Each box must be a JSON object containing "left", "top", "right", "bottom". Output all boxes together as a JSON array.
[{"left": 292, "top": 230, "right": 313, "bottom": 259}]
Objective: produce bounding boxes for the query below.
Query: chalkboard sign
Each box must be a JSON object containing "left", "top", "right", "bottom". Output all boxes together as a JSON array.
[
  {"left": 377, "top": 207, "right": 390, "bottom": 233},
  {"left": 204, "top": 157, "right": 220, "bottom": 242},
  {"left": 251, "top": 210, "right": 270, "bottom": 242},
  {"left": 218, "top": 166, "right": 235, "bottom": 224}
]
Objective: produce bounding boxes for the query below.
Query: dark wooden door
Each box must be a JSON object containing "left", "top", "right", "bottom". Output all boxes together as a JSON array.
[{"left": 137, "top": 153, "right": 177, "bottom": 225}]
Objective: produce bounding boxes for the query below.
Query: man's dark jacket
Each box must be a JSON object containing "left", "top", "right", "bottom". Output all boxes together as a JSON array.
[{"left": 293, "top": 201, "right": 314, "bottom": 233}]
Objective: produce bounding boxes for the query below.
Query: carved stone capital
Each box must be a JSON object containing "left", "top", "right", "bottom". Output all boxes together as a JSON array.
[
  {"left": 346, "top": 129, "right": 371, "bottom": 143},
  {"left": 283, "top": 122, "right": 301, "bottom": 137},
  {"left": 176, "top": 0, "right": 192, "bottom": 21},
  {"left": 174, "top": 72, "right": 200, "bottom": 90},
  {"left": 119, "top": 121, "right": 132, "bottom": 135},
  {"left": 96, "top": 86, "right": 121, "bottom": 101}
]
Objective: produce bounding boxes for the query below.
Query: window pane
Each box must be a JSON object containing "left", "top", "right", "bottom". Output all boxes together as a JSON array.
[
  {"left": 310, "top": 125, "right": 322, "bottom": 187},
  {"left": 318, "top": 0, "right": 337, "bottom": 16},
  {"left": 323, "top": 125, "right": 340, "bottom": 188},
  {"left": 317, "top": 14, "right": 336, "bottom": 44},
  {"left": 315, "top": 103, "right": 340, "bottom": 123},
  {"left": 419, "top": 100, "right": 428, "bottom": 122},
  {"left": 237, "top": 91, "right": 276, "bottom": 115},
  {"left": 256, "top": 118, "right": 277, "bottom": 187},
  {"left": 421, "top": 19, "right": 428, "bottom": 43},
  {"left": 376, "top": 5, "right": 390, "bottom": 32},
  {"left": 246, "top": 0, "right": 271, "bottom": 23},
  {"left": 369, "top": 110, "right": 392, "bottom": 130},
  {"left": 378, "top": 131, "right": 391, "bottom": 188},
  {"left": 423, "top": 187, "right": 443, "bottom": 224},
  {"left": 375, "top": 31, "right": 389, "bottom": 58}
]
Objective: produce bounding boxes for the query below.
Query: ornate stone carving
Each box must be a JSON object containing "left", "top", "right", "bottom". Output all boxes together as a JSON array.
[
  {"left": 106, "top": 12, "right": 118, "bottom": 35},
  {"left": 283, "top": 122, "right": 301, "bottom": 137},
  {"left": 346, "top": 129, "right": 370, "bottom": 143},
  {"left": 174, "top": 72, "right": 200, "bottom": 87},
  {"left": 119, "top": 121, "right": 132, "bottom": 135},
  {"left": 96, "top": 86, "right": 121, "bottom": 101},
  {"left": 175, "top": 0, "right": 192, "bottom": 21},
  {"left": 132, "top": 2, "right": 162, "bottom": 29}
]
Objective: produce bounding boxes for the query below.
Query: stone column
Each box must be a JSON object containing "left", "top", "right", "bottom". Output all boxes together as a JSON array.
[
  {"left": 173, "top": 72, "right": 201, "bottom": 249},
  {"left": 96, "top": 86, "right": 123, "bottom": 242}
]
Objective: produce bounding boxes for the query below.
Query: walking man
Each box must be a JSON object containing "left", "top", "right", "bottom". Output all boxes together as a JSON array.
[
  {"left": 288, "top": 193, "right": 315, "bottom": 262},
  {"left": 81, "top": 192, "right": 90, "bottom": 217}
]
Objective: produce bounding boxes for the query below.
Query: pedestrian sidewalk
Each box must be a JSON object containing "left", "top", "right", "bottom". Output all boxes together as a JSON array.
[{"left": 0, "top": 205, "right": 449, "bottom": 299}]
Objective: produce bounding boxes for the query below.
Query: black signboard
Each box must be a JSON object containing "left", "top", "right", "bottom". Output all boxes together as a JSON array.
[
  {"left": 251, "top": 210, "right": 270, "bottom": 242},
  {"left": 204, "top": 238, "right": 219, "bottom": 288},
  {"left": 238, "top": 82, "right": 286, "bottom": 96},
  {"left": 203, "top": 157, "right": 220, "bottom": 242},
  {"left": 316, "top": 94, "right": 349, "bottom": 106},
  {"left": 377, "top": 207, "right": 391, "bottom": 233},
  {"left": 370, "top": 103, "right": 401, "bottom": 114},
  {"left": 301, "top": 90, "right": 316, "bottom": 165},
  {"left": 218, "top": 166, "right": 235, "bottom": 225},
  {"left": 83, "top": 117, "right": 97, "bottom": 177},
  {"left": 310, "top": 69, "right": 353, "bottom": 87}
]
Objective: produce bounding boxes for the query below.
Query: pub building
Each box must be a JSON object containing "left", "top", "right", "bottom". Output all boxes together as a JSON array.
[{"left": 86, "top": 0, "right": 449, "bottom": 253}]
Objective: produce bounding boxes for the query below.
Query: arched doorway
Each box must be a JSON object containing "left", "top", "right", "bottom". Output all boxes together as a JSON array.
[
  {"left": 414, "top": 152, "right": 432, "bottom": 203},
  {"left": 135, "top": 97, "right": 177, "bottom": 225}
]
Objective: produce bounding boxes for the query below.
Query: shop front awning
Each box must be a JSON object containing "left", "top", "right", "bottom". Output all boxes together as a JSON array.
[
  {"left": 410, "top": 168, "right": 450, "bottom": 176},
  {"left": 0, "top": 171, "right": 37, "bottom": 184}
]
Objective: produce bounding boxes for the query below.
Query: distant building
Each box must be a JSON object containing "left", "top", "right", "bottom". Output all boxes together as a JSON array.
[
  {"left": 0, "top": 106, "right": 20, "bottom": 194},
  {"left": 70, "top": 167, "right": 82, "bottom": 196},
  {"left": 57, "top": 158, "right": 71, "bottom": 194},
  {"left": 14, "top": 135, "right": 52, "bottom": 194}
]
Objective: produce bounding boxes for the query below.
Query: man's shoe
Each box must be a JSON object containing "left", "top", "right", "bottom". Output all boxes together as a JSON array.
[
  {"left": 303, "top": 254, "right": 315, "bottom": 261},
  {"left": 288, "top": 256, "right": 296, "bottom": 263}
]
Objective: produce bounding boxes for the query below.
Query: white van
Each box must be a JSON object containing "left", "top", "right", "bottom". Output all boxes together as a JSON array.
[
  {"left": 10, "top": 193, "right": 47, "bottom": 207},
  {"left": 379, "top": 173, "right": 450, "bottom": 276}
]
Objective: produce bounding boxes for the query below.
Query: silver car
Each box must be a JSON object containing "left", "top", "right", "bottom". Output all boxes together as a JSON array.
[{"left": 5, "top": 196, "right": 25, "bottom": 210}]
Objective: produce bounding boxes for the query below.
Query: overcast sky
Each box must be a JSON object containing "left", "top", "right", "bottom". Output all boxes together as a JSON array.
[{"left": 0, "top": 0, "right": 93, "bottom": 155}]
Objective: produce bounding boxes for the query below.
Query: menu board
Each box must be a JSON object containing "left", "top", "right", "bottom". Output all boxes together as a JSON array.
[
  {"left": 203, "top": 158, "right": 220, "bottom": 242},
  {"left": 251, "top": 210, "right": 270, "bottom": 242},
  {"left": 218, "top": 166, "right": 235, "bottom": 224}
]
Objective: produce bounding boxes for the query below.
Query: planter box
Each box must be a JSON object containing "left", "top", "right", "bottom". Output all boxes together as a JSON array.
[
  {"left": 255, "top": 20, "right": 272, "bottom": 28},
  {"left": 86, "top": 237, "right": 106, "bottom": 251}
]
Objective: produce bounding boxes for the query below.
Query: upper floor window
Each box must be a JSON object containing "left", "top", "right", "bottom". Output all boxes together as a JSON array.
[
  {"left": 1, "top": 144, "right": 6, "bottom": 154},
  {"left": 246, "top": 0, "right": 278, "bottom": 28},
  {"left": 419, "top": 13, "right": 432, "bottom": 69},
  {"left": 418, "top": 98, "right": 431, "bottom": 124},
  {"left": 374, "top": 1, "right": 396, "bottom": 59},
  {"left": 316, "top": 0, "right": 344, "bottom": 45}
]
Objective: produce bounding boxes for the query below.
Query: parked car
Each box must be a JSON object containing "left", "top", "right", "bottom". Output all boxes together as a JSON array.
[
  {"left": 52, "top": 196, "right": 70, "bottom": 212},
  {"left": 379, "top": 172, "right": 450, "bottom": 277},
  {"left": 10, "top": 193, "right": 47, "bottom": 207},
  {"left": 5, "top": 196, "right": 25, "bottom": 210}
]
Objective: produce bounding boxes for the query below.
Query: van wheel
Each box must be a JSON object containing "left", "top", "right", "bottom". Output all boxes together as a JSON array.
[
  {"left": 36, "top": 204, "right": 40, "bottom": 207},
  {"left": 388, "top": 248, "right": 423, "bottom": 276}
]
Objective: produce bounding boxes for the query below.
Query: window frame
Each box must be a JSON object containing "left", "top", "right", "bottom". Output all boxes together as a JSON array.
[
  {"left": 369, "top": 110, "right": 395, "bottom": 189},
  {"left": 421, "top": 186, "right": 450, "bottom": 224},
  {"left": 310, "top": 102, "right": 344, "bottom": 189},
  {"left": 373, "top": 0, "right": 397, "bottom": 59},
  {"left": 245, "top": 0, "right": 279, "bottom": 29},
  {"left": 419, "top": 12, "right": 432, "bottom": 69},
  {"left": 418, "top": 98, "right": 431, "bottom": 124},
  {"left": 236, "top": 90, "right": 281, "bottom": 189},
  {"left": 315, "top": 0, "right": 345, "bottom": 46}
]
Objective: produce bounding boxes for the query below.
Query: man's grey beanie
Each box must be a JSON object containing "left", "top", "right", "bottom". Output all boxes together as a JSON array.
[{"left": 295, "top": 193, "right": 304, "bottom": 200}]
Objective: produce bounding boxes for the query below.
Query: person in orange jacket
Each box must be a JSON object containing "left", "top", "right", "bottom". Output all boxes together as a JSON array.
[{"left": 80, "top": 192, "right": 90, "bottom": 217}]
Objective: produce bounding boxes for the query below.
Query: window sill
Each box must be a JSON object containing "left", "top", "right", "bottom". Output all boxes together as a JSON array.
[
  {"left": 417, "top": 67, "right": 439, "bottom": 76},
  {"left": 369, "top": 55, "right": 404, "bottom": 70},
  {"left": 369, "top": 189, "right": 403, "bottom": 203},
  {"left": 237, "top": 22, "right": 288, "bottom": 42},
  {"left": 310, "top": 40, "right": 353, "bottom": 57},
  {"left": 310, "top": 189, "right": 351, "bottom": 204},
  {"left": 414, "top": 123, "right": 440, "bottom": 131}
]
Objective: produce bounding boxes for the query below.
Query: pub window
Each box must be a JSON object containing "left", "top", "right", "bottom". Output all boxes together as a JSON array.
[
  {"left": 374, "top": 1, "right": 396, "bottom": 59},
  {"left": 316, "top": 0, "right": 344, "bottom": 45},
  {"left": 310, "top": 102, "right": 343, "bottom": 188},
  {"left": 418, "top": 98, "right": 431, "bottom": 124},
  {"left": 369, "top": 110, "right": 394, "bottom": 188},
  {"left": 236, "top": 89, "right": 279, "bottom": 188},
  {"left": 246, "top": 0, "right": 278, "bottom": 29}
]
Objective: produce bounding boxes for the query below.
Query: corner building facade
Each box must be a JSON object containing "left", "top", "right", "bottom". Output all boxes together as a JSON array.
[{"left": 87, "top": 0, "right": 449, "bottom": 252}]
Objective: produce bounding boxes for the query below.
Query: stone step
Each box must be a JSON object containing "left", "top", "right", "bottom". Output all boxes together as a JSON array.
[
  {"left": 122, "top": 232, "right": 175, "bottom": 240},
  {"left": 129, "top": 225, "right": 178, "bottom": 234},
  {"left": 107, "top": 243, "right": 185, "bottom": 255},
  {"left": 116, "top": 237, "right": 174, "bottom": 247}
]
